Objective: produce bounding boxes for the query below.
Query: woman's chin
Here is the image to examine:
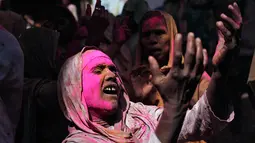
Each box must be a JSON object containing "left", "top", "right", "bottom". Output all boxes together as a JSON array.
[{"left": 103, "top": 101, "right": 119, "bottom": 114}]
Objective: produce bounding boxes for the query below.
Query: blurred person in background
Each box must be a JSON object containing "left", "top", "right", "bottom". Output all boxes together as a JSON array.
[{"left": 0, "top": 27, "right": 24, "bottom": 143}]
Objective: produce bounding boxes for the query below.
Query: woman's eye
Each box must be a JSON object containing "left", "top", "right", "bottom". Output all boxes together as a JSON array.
[
  {"left": 155, "top": 30, "right": 166, "bottom": 35},
  {"left": 93, "top": 68, "right": 102, "bottom": 74}
]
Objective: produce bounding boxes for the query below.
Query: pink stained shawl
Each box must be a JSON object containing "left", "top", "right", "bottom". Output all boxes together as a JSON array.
[{"left": 57, "top": 47, "right": 162, "bottom": 143}]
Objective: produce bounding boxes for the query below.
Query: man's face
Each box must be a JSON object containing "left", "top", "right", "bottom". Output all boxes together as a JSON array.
[
  {"left": 81, "top": 53, "right": 121, "bottom": 115},
  {"left": 141, "top": 16, "right": 170, "bottom": 64}
]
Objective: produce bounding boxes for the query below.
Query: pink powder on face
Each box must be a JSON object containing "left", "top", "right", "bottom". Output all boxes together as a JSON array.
[
  {"left": 142, "top": 16, "right": 167, "bottom": 33},
  {"left": 81, "top": 50, "right": 120, "bottom": 113},
  {"left": 141, "top": 16, "right": 170, "bottom": 63}
]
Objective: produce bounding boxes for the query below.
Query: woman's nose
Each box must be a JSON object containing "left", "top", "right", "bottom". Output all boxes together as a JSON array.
[
  {"left": 104, "top": 68, "right": 117, "bottom": 82},
  {"left": 148, "top": 33, "right": 158, "bottom": 44}
]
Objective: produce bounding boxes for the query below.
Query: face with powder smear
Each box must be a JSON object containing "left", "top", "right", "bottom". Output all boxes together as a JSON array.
[
  {"left": 81, "top": 50, "right": 122, "bottom": 116},
  {"left": 140, "top": 13, "right": 170, "bottom": 65}
]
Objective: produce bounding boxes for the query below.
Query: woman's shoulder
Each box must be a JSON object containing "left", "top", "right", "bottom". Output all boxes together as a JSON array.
[{"left": 129, "top": 102, "right": 163, "bottom": 119}]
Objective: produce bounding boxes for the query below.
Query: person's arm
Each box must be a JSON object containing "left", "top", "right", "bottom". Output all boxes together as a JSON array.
[
  {"left": 178, "top": 2, "right": 242, "bottom": 142},
  {"left": 206, "top": 2, "right": 242, "bottom": 119},
  {"left": 149, "top": 33, "right": 208, "bottom": 143},
  {"left": 156, "top": 101, "right": 189, "bottom": 143},
  {"left": 177, "top": 91, "right": 234, "bottom": 142}
]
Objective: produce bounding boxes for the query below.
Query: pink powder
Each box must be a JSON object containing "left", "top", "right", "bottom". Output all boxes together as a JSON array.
[
  {"left": 81, "top": 50, "right": 121, "bottom": 113},
  {"left": 142, "top": 16, "right": 167, "bottom": 33}
]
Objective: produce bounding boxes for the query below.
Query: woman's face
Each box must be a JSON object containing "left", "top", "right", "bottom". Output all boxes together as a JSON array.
[
  {"left": 81, "top": 51, "right": 122, "bottom": 115},
  {"left": 140, "top": 16, "right": 170, "bottom": 64}
]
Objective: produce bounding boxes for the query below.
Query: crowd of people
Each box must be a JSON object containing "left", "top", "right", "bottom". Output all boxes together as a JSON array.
[{"left": 0, "top": 0, "right": 255, "bottom": 143}]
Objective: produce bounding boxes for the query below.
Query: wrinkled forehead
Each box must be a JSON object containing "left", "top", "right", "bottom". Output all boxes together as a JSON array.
[
  {"left": 142, "top": 16, "right": 166, "bottom": 33},
  {"left": 81, "top": 50, "right": 115, "bottom": 71}
]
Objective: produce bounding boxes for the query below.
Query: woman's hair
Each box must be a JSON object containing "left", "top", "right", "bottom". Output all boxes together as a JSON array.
[{"left": 139, "top": 11, "right": 166, "bottom": 31}]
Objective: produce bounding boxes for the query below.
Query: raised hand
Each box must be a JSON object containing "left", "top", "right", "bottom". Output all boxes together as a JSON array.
[
  {"left": 130, "top": 65, "right": 156, "bottom": 103},
  {"left": 153, "top": 33, "right": 208, "bottom": 143},
  {"left": 149, "top": 32, "right": 208, "bottom": 105},
  {"left": 213, "top": 2, "right": 242, "bottom": 71},
  {"left": 102, "top": 15, "right": 132, "bottom": 59},
  {"left": 112, "top": 16, "right": 132, "bottom": 46},
  {"left": 206, "top": 2, "right": 243, "bottom": 120}
]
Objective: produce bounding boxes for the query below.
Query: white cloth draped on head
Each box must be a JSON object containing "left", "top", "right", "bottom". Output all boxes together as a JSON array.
[{"left": 57, "top": 46, "right": 161, "bottom": 143}]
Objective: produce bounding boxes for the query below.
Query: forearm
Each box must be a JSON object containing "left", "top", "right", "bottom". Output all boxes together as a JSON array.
[
  {"left": 178, "top": 93, "right": 234, "bottom": 142},
  {"left": 207, "top": 42, "right": 238, "bottom": 119},
  {"left": 206, "top": 71, "right": 230, "bottom": 119},
  {"left": 156, "top": 102, "right": 188, "bottom": 143}
]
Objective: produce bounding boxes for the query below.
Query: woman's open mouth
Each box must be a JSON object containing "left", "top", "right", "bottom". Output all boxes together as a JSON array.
[{"left": 103, "top": 84, "right": 119, "bottom": 95}]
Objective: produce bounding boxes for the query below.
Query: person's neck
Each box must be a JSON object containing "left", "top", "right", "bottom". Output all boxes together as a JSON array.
[{"left": 89, "top": 109, "right": 116, "bottom": 128}]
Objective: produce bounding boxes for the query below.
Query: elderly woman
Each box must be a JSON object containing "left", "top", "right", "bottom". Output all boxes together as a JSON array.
[{"left": 57, "top": 16, "right": 238, "bottom": 142}]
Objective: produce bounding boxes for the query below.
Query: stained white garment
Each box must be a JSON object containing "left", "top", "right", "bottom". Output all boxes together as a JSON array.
[{"left": 127, "top": 92, "right": 234, "bottom": 142}]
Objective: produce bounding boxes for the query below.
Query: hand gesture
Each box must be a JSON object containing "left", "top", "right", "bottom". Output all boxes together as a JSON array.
[
  {"left": 112, "top": 16, "right": 132, "bottom": 46},
  {"left": 213, "top": 2, "right": 242, "bottom": 71},
  {"left": 149, "top": 33, "right": 208, "bottom": 105},
  {"left": 130, "top": 65, "right": 156, "bottom": 102}
]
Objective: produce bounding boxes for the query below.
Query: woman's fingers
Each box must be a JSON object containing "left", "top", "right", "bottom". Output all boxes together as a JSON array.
[
  {"left": 183, "top": 32, "right": 196, "bottom": 77},
  {"left": 202, "top": 49, "right": 208, "bottom": 69},
  {"left": 230, "top": 2, "right": 242, "bottom": 25},
  {"left": 216, "top": 21, "right": 232, "bottom": 40},
  {"left": 148, "top": 56, "right": 164, "bottom": 85},
  {"left": 220, "top": 14, "right": 240, "bottom": 30},
  {"left": 191, "top": 38, "right": 204, "bottom": 77},
  {"left": 172, "top": 34, "right": 183, "bottom": 70}
]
